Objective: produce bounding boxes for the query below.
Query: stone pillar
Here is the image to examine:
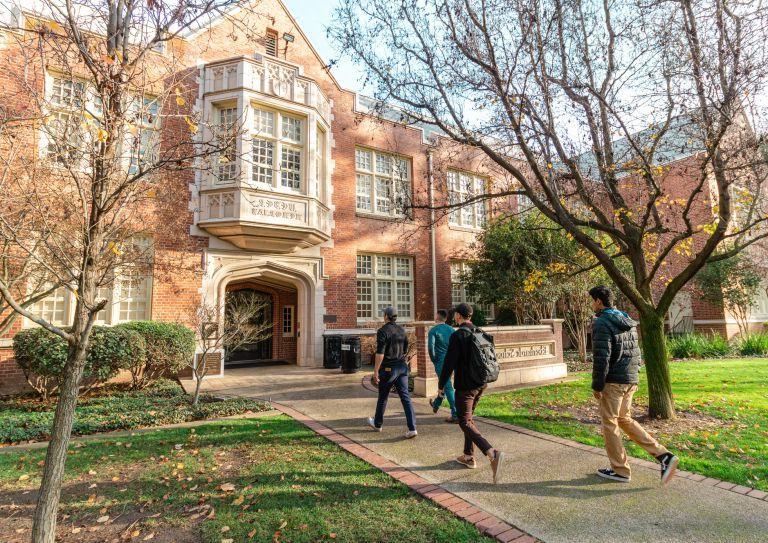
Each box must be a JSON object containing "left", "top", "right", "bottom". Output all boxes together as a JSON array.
[
  {"left": 412, "top": 322, "right": 438, "bottom": 397},
  {"left": 540, "top": 318, "right": 565, "bottom": 366}
]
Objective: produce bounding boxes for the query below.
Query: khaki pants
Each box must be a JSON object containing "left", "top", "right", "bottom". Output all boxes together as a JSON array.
[{"left": 599, "top": 383, "right": 668, "bottom": 477}]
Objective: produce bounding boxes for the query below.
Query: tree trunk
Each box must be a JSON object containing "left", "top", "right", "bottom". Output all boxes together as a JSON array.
[
  {"left": 31, "top": 339, "right": 89, "bottom": 543},
  {"left": 193, "top": 372, "right": 202, "bottom": 406},
  {"left": 639, "top": 312, "right": 676, "bottom": 419}
]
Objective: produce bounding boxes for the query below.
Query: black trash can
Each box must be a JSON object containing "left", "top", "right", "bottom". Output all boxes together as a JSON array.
[
  {"left": 323, "top": 335, "right": 343, "bottom": 369},
  {"left": 341, "top": 336, "right": 362, "bottom": 374}
]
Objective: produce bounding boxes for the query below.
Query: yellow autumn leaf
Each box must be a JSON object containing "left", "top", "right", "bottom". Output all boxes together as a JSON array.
[
  {"left": 184, "top": 116, "right": 198, "bottom": 134},
  {"left": 97, "top": 128, "right": 108, "bottom": 142},
  {"left": 176, "top": 95, "right": 186, "bottom": 107}
]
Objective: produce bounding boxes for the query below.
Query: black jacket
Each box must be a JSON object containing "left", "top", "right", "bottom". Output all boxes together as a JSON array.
[
  {"left": 439, "top": 322, "right": 478, "bottom": 391},
  {"left": 591, "top": 308, "right": 641, "bottom": 391},
  {"left": 376, "top": 321, "right": 409, "bottom": 367}
]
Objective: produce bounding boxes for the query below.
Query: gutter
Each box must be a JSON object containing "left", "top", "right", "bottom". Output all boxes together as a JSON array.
[{"left": 428, "top": 151, "right": 438, "bottom": 316}]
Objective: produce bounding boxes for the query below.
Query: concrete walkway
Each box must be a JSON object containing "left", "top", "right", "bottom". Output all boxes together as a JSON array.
[{"left": 190, "top": 366, "right": 768, "bottom": 543}]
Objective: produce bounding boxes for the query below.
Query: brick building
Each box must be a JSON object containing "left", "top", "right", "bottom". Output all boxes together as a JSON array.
[{"left": 0, "top": 1, "right": 765, "bottom": 393}]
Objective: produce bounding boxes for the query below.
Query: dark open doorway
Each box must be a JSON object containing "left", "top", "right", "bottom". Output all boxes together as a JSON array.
[{"left": 224, "top": 288, "right": 276, "bottom": 367}]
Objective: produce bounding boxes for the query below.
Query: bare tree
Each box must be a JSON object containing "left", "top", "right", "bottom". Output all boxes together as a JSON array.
[
  {"left": 189, "top": 290, "right": 273, "bottom": 406},
  {"left": 0, "top": 1, "right": 269, "bottom": 541},
  {"left": 332, "top": 0, "right": 768, "bottom": 418}
]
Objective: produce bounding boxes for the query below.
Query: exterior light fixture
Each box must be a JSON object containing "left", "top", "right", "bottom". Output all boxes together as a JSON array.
[{"left": 282, "top": 33, "right": 295, "bottom": 43}]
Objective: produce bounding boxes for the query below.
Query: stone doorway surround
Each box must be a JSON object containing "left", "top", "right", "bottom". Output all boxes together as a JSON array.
[{"left": 199, "top": 249, "right": 326, "bottom": 377}]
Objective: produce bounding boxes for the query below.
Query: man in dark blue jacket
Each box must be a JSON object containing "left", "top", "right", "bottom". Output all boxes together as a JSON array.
[{"left": 589, "top": 286, "right": 678, "bottom": 485}]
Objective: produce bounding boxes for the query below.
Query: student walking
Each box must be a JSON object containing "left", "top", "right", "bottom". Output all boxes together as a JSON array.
[
  {"left": 367, "top": 306, "right": 417, "bottom": 438},
  {"left": 428, "top": 309, "right": 458, "bottom": 423},
  {"left": 439, "top": 303, "right": 505, "bottom": 483},
  {"left": 589, "top": 285, "right": 679, "bottom": 484}
]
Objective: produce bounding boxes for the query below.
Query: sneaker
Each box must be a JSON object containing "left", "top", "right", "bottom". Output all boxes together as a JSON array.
[
  {"left": 658, "top": 453, "right": 679, "bottom": 485},
  {"left": 445, "top": 416, "right": 459, "bottom": 424},
  {"left": 404, "top": 430, "right": 418, "bottom": 439},
  {"left": 366, "top": 417, "right": 382, "bottom": 432},
  {"left": 489, "top": 450, "right": 505, "bottom": 484},
  {"left": 596, "top": 468, "right": 630, "bottom": 483},
  {"left": 456, "top": 455, "right": 477, "bottom": 469}
]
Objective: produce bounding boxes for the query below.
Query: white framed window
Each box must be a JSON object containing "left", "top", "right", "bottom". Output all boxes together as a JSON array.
[
  {"left": 448, "top": 170, "right": 488, "bottom": 229},
  {"left": 29, "top": 286, "right": 70, "bottom": 327},
  {"left": 356, "top": 253, "right": 414, "bottom": 321},
  {"left": 751, "top": 281, "right": 768, "bottom": 320},
  {"left": 215, "top": 106, "right": 238, "bottom": 182},
  {"left": 450, "top": 261, "right": 494, "bottom": 319},
  {"left": 282, "top": 305, "right": 295, "bottom": 337},
  {"left": 355, "top": 148, "right": 411, "bottom": 217},
  {"left": 26, "top": 240, "right": 153, "bottom": 327},
  {"left": 250, "top": 105, "right": 305, "bottom": 192},
  {"left": 44, "top": 74, "right": 160, "bottom": 174}
]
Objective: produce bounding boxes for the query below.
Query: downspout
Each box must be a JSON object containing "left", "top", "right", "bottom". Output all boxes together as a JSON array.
[{"left": 428, "top": 150, "right": 438, "bottom": 316}]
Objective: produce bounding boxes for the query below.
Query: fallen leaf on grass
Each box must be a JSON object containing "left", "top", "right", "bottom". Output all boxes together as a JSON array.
[
  {"left": 143, "top": 533, "right": 155, "bottom": 541},
  {"left": 96, "top": 515, "right": 110, "bottom": 523},
  {"left": 219, "top": 483, "right": 236, "bottom": 492},
  {"left": 18, "top": 474, "right": 29, "bottom": 481},
  {"left": 232, "top": 495, "right": 244, "bottom": 506},
  {"left": 221, "top": 526, "right": 230, "bottom": 533},
  {"left": 248, "top": 529, "right": 257, "bottom": 538}
]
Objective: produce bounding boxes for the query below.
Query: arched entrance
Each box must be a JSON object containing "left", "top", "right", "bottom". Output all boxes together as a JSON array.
[
  {"left": 224, "top": 288, "right": 274, "bottom": 365},
  {"left": 224, "top": 279, "right": 299, "bottom": 367}
]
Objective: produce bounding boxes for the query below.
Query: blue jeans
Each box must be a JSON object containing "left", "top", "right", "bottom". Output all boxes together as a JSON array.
[
  {"left": 374, "top": 364, "right": 416, "bottom": 431},
  {"left": 433, "top": 358, "right": 457, "bottom": 418}
]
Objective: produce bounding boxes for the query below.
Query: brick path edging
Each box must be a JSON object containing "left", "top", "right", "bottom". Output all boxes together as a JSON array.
[
  {"left": 271, "top": 402, "right": 541, "bottom": 543},
  {"left": 360, "top": 376, "right": 768, "bottom": 505}
]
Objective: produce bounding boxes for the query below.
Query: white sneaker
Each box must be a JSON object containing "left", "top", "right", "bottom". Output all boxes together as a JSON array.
[
  {"left": 366, "top": 417, "right": 382, "bottom": 432},
  {"left": 404, "top": 430, "right": 418, "bottom": 439}
]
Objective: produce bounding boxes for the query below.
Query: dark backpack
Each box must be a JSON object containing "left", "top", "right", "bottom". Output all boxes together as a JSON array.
[{"left": 464, "top": 328, "right": 499, "bottom": 387}]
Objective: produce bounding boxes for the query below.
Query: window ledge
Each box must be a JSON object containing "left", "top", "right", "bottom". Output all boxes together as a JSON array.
[
  {"left": 355, "top": 211, "right": 411, "bottom": 223},
  {"left": 447, "top": 224, "right": 485, "bottom": 234}
]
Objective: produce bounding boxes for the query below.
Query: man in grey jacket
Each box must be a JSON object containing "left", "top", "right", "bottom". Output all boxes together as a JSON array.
[{"left": 589, "top": 286, "right": 678, "bottom": 485}]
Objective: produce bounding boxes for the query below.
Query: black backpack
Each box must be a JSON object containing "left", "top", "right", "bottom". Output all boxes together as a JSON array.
[{"left": 464, "top": 328, "right": 499, "bottom": 388}]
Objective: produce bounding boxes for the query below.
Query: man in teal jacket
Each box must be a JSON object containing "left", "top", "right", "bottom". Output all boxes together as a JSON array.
[{"left": 428, "top": 309, "right": 458, "bottom": 422}]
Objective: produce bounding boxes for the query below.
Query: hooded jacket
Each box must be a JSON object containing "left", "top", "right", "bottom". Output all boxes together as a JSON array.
[{"left": 591, "top": 308, "right": 641, "bottom": 391}]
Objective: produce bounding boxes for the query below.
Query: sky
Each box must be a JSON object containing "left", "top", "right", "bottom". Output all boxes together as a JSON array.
[{"left": 281, "top": 0, "right": 366, "bottom": 94}]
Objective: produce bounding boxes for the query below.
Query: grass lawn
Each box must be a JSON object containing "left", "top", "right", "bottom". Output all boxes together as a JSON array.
[
  {"left": 477, "top": 358, "right": 768, "bottom": 491},
  {"left": 0, "top": 415, "right": 492, "bottom": 543},
  {"left": 0, "top": 380, "right": 269, "bottom": 445}
]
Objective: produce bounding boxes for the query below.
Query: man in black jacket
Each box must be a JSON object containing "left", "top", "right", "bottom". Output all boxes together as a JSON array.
[
  {"left": 589, "top": 286, "right": 678, "bottom": 485},
  {"left": 367, "top": 306, "right": 417, "bottom": 439},
  {"left": 439, "top": 303, "right": 505, "bottom": 483}
]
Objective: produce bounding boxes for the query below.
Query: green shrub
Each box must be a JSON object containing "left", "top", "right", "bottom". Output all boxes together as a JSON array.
[
  {"left": 0, "top": 379, "right": 269, "bottom": 443},
  {"left": 666, "top": 333, "right": 731, "bottom": 359},
  {"left": 472, "top": 307, "right": 488, "bottom": 327},
  {"left": 12, "top": 326, "right": 144, "bottom": 401},
  {"left": 117, "top": 321, "right": 196, "bottom": 389},
  {"left": 736, "top": 333, "right": 768, "bottom": 357}
]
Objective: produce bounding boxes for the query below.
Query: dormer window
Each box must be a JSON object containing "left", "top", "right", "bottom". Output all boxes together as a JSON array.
[{"left": 265, "top": 29, "right": 278, "bottom": 57}]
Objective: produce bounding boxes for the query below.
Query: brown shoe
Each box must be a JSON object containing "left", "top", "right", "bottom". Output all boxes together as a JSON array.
[
  {"left": 445, "top": 416, "right": 459, "bottom": 424},
  {"left": 456, "top": 455, "right": 477, "bottom": 469},
  {"left": 489, "top": 450, "right": 505, "bottom": 484}
]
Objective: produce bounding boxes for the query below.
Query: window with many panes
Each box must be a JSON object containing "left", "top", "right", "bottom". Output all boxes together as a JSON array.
[
  {"left": 447, "top": 170, "right": 488, "bottom": 229},
  {"left": 752, "top": 281, "right": 768, "bottom": 319},
  {"left": 27, "top": 241, "right": 153, "bottom": 327},
  {"left": 251, "top": 105, "right": 305, "bottom": 192},
  {"left": 45, "top": 75, "right": 159, "bottom": 172},
  {"left": 355, "top": 148, "right": 411, "bottom": 217},
  {"left": 215, "top": 106, "right": 238, "bottom": 182},
  {"left": 356, "top": 254, "right": 414, "bottom": 321},
  {"left": 450, "top": 261, "right": 494, "bottom": 319},
  {"left": 282, "top": 305, "right": 295, "bottom": 337}
]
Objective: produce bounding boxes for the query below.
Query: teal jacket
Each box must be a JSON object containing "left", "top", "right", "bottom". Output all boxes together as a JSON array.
[{"left": 428, "top": 323, "right": 454, "bottom": 365}]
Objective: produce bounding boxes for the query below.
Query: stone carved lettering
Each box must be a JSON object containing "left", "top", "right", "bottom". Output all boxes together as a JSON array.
[
  {"left": 495, "top": 342, "right": 555, "bottom": 362},
  {"left": 250, "top": 197, "right": 306, "bottom": 223}
]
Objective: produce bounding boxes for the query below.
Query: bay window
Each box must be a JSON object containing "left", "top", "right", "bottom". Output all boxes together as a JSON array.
[{"left": 250, "top": 105, "right": 305, "bottom": 192}]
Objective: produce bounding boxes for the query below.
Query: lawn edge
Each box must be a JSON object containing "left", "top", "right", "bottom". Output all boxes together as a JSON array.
[{"left": 271, "top": 401, "right": 542, "bottom": 543}]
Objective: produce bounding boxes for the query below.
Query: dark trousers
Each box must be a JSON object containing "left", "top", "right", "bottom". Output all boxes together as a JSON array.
[
  {"left": 456, "top": 386, "right": 492, "bottom": 456},
  {"left": 374, "top": 364, "right": 416, "bottom": 431}
]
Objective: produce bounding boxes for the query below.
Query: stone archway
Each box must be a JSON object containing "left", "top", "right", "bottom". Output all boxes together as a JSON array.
[{"left": 203, "top": 255, "right": 323, "bottom": 369}]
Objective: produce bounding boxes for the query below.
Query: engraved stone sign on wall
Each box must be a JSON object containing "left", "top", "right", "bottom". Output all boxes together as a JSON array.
[
  {"left": 250, "top": 196, "right": 307, "bottom": 225},
  {"left": 495, "top": 341, "right": 556, "bottom": 363}
]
